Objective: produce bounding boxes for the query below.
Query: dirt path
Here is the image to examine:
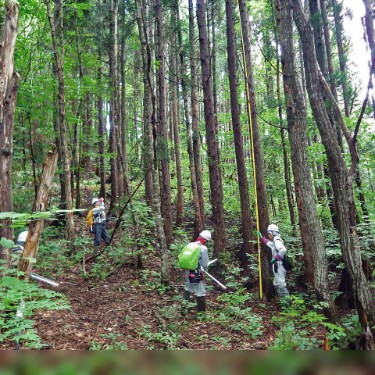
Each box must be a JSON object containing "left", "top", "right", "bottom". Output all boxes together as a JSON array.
[{"left": 30, "top": 258, "right": 278, "bottom": 350}]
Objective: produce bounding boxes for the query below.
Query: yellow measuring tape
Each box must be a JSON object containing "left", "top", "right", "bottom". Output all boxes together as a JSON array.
[{"left": 239, "top": 11, "right": 263, "bottom": 299}]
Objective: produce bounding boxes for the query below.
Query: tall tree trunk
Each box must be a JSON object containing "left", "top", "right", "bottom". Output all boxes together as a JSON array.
[
  {"left": 331, "top": 0, "right": 350, "bottom": 117},
  {"left": 320, "top": 0, "right": 343, "bottom": 149},
  {"left": 18, "top": 145, "right": 58, "bottom": 279},
  {"left": 275, "top": 0, "right": 337, "bottom": 321},
  {"left": 136, "top": 0, "right": 169, "bottom": 283},
  {"left": 293, "top": 0, "right": 375, "bottom": 331},
  {"left": 308, "top": 0, "right": 339, "bottom": 230},
  {"left": 209, "top": 0, "right": 218, "bottom": 123},
  {"left": 225, "top": 0, "right": 254, "bottom": 273},
  {"left": 120, "top": 9, "right": 128, "bottom": 190},
  {"left": 155, "top": 0, "right": 172, "bottom": 246},
  {"left": 196, "top": 0, "right": 226, "bottom": 256},
  {"left": 170, "top": 14, "right": 184, "bottom": 226},
  {"left": 188, "top": 0, "right": 205, "bottom": 232},
  {"left": 97, "top": 53, "right": 106, "bottom": 200},
  {"left": 136, "top": 0, "right": 153, "bottom": 206},
  {"left": 108, "top": 0, "right": 119, "bottom": 212},
  {"left": 238, "top": 0, "right": 273, "bottom": 298},
  {"left": 45, "top": 0, "right": 74, "bottom": 241},
  {"left": 0, "top": 0, "right": 20, "bottom": 244},
  {"left": 271, "top": 0, "right": 297, "bottom": 233}
]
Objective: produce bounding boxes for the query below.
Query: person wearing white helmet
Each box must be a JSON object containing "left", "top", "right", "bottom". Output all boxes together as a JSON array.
[
  {"left": 91, "top": 197, "right": 111, "bottom": 248},
  {"left": 260, "top": 224, "right": 290, "bottom": 302},
  {"left": 182, "top": 230, "right": 211, "bottom": 313},
  {"left": 6, "top": 230, "right": 29, "bottom": 267}
]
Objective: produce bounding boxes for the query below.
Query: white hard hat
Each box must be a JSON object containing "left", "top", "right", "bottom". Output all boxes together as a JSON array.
[
  {"left": 92, "top": 198, "right": 99, "bottom": 205},
  {"left": 267, "top": 224, "right": 279, "bottom": 233},
  {"left": 199, "top": 230, "right": 212, "bottom": 241},
  {"left": 17, "top": 231, "right": 29, "bottom": 243}
]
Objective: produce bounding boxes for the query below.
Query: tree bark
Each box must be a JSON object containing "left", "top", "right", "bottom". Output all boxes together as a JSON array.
[
  {"left": 196, "top": 0, "right": 226, "bottom": 256},
  {"left": 18, "top": 145, "right": 58, "bottom": 278},
  {"left": 155, "top": 0, "right": 172, "bottom": 246},
  {"left": 108, "top": 0, "right": 119, "bottom": 212},
  {"left": 331, "top": 0, "right": 350, "bottom": 117},
  {"left": 225, "top": 0, "right": 254, "bottom": 272},
  {"left": 170, "top": 11, "right": 184, "bottom": 226},
  {"left": 0, "top": 0, "right": 20, "bottom": 243},
  {"left": 275, "top": 0, "right": 337, "bottom": 321},
  {"left": 136, "top": 0, "right": 169, "bottom": 284},
  {"left": 136, "top": 0, "right": 153, "bottom": 206},
  {"left": 45, "top": 0, "right": 74, "bottom": 241},
  {"left": 239, "top": 0, "right": 273, "bottom": 297},
  {"left": 293, "top": 0, "right": 375, "bottom": 330},
  {"left": 188, "top": 0, "right": 205, "bottom": 233}
]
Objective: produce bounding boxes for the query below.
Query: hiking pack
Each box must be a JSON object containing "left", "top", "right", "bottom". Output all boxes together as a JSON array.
[
  {"left": 86, "top": 209, "right": 94, "bottom": 233},
  {"left": 178, "top": 242, "right": 201, "bottom": 270},
  {"left": 282, "top": 253, "right": 293, "bottom": 271},
  {"left": 274, "top": 237, "right": 293, "bottom": 271}
]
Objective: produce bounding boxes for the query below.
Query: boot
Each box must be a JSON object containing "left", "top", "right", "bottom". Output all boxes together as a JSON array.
[
  {"left": 197, "top": 296, "right": 206, "bottom": 313},
  {"left": 181, "top": 290, "right": 191, "bottom": 316},
  {"left": 183, "top": 290, "right": 191, "bottom": 301},
  {"left": 93, "top": 246, "right": 100, "bottom": 256}
]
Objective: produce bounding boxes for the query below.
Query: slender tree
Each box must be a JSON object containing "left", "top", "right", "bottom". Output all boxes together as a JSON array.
[
  {"left": 274, "top": 0, "right": 337, "bottom": 320},
  {"left": 0, "top": 0, "right": 20, "bottom": 243},
  {"left": 136, "top": 0, "right": 153, "bottom": 205},
  {"left": 45, "top": 0, "right": 75, "bottom": 240},
  {"left": 196, "top": 0, "right": 226, "bottom": 256},
  {"left": 155, "top": 0, "right": 173, "bottom": 246},
  {"left": 293, "top": 0, "right": 375, "bottom": 332},
  {"left": 225, "top": 0, "right": 254, "bottom": 272},
  {"left": 188, "top": 0, "right": 205, "bottom": 233},
  {"left": 238, "top": 0, "right": 273, "bottom": 297},
  {"left": 331, "top": 0, "right": 350, "bottom": 117}
]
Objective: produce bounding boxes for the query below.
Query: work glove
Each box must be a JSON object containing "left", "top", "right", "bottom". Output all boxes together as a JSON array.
[
  {"left": 271, "top": 254, "right": 282, "bottom": 264},
  {"left": 260, "top": 237, "right": 269, "bottom": 245}
]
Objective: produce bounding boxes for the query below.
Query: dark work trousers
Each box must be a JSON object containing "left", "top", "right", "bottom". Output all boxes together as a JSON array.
[{"left": 93, "top": 223, "right": 111, "bottom": 246}]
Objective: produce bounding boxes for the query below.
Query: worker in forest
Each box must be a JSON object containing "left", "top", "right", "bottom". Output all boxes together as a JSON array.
[
  {"left": 180, "top": 230, "right": 211, "bottom": 314},
  {"left": 9, "top": 230, "right": 29, "bottom": 267},
  {"left": 91, "top": 197, "right": 111, "bottom": 249},
  {"left": 259, "top": 224, "right": 291, "bottom": 304}
]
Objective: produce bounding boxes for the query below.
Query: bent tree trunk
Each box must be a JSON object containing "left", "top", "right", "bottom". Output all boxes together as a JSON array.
[
  {"left": 293, "top": 0, "right": 375, "bottom": 330},
  {"left": 0, "top": 0, "right": 20, "bottom": 243},
  {"left": 274, "top": 0, "right": 337, "bottom": 322},
  {"left": 18, "top": 145, "right": 58, "bottom": 279}
]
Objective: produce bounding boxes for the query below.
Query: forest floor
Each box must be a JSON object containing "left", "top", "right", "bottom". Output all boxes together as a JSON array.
[
  {"left": 1, "top": 198, "right": 367, "bottom": 351},
  {"left": 31, "top": 260, "right": 302, "bottom": 350},
  {"left": 1, "top": 234, "right": 331, "bottom": 350}
]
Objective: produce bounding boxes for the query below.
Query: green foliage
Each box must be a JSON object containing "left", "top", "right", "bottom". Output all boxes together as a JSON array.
[
  {"left": 140, "top": 324, "right": 180, "bottom": 350},
  {"left": 214, "top": 288, "right": 263, "bottom": 338},
  {"left": 269, "top": 295, "right": 346, "bottom": 350},
  {"left": 89, "top": 332, "right": 128, "bottom": 350},
  {"left": 0, "top": 268, "right": 69, "bottom": 349}
]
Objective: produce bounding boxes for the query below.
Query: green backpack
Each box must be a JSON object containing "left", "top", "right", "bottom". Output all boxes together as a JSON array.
[{"left": 178, "top": 242, "right": 201, "bottom": 270}]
